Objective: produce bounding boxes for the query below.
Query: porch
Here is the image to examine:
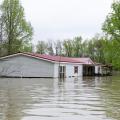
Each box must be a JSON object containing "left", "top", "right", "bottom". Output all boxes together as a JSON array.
[{"left": 83, "top": 65, "right": 95, "bottom": 76}]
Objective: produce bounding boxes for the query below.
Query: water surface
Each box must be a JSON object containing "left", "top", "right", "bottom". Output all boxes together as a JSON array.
[{"left": 0, "top": 76, "right": 120, "bottom": 120}]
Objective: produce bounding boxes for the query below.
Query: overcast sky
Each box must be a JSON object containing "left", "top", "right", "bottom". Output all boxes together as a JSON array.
[{"left": 20, "top": 0, "right": 113, "bottom": 43}]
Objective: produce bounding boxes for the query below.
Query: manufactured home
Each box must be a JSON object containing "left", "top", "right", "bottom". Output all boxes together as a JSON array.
[
  {"left": 0, "top": 53, "right": 111, "bottom": 78},
  {"left": 0, "top": 53, "right": 84, "bottom": 78}
]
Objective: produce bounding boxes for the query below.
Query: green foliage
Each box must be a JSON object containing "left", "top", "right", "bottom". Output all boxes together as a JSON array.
[
  {"left": 21, "top": 41, "right": 33, "bottom": 52},
  {"left": 73, "top": 37, "right": 82, "bottom": 57},
  {"left": 102, "top": 1, "right": 120, "bottom": 41},
  {"left": 62, "top": 37, "right": 83, "bottom": 57},
  {"left": 36, "top": 41, "right": 47, "bottom": 54},
  {"left": 0, "top": 0, "right": 33, "bottom": 55},
  {"left": 102, "top": 1, "right": 120, "bottom": 70},
  {"left": 63, "top": 39, "right": 73, "bottom": 57}
]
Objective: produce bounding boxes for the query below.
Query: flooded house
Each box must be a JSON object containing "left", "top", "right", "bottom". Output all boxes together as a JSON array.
[
  {"left": 0, "top": 53, "right": 83, "bottom": 78},
  {"left": 0, "top": 53, "right": 112, "bottom": 78}
]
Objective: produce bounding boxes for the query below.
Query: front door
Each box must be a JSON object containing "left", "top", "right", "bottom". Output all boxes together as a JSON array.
[{"left": 59, "top": 66, "right": 66, "bottom": 78}]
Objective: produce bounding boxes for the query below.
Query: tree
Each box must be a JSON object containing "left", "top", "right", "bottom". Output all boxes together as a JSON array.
[
  {"left": 102, "top": 1, "right": 120, "bottom": 41},
  {"left": 47, "top": 40, "right": 54, "bottom": 55},
  {"left": 21, "top": 41, "right": 33, "bottom": 52},
  {"left": 63, "top": 39, "right": 73, "bottom": 57},
  {"left": 73, "top": 36, "right": 82, "bottom": 57},
  {"left": 90, "top": 35, "right": 106, "bottom": 63},
  {"left": 0, "top": 0, "right": 33, "bottom": 55},
  {"left": 0, "top": 16, "right": 3, "bottom": 43},
  {"left": 102, "top": 1, "right": 120, "bottom": 69},
  {"left": 54, "top": 40, "right": 63, "bottom": 55},
  {"left": 36, "top": 41, "right": 47, "bottom": 54},
  {"left": 86, "top": 39, "right": 95, "bottom": 59},
  {"left": 81, "top": 40, "right": 89, "bottom": 57}
]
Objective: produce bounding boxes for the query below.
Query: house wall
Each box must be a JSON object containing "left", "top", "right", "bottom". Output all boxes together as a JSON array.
[
  {"left": 0, "top": 55, "right": 54, "bottom": 77},
  {"left": 95, "top": 65, "right": 102, "bottom": 75},
  {"left": 54, "top": 63, "right": 83, "bottom": 78}
]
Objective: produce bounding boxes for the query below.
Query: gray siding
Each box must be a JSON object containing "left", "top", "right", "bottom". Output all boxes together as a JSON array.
[
  {"left": 95, "top": 65, "right": 102, "bottom": 74},
  {"left": 54, "top": 63, "right": 83, "bottom": 78},
  {"left": 0, "top": 55, "right": 54, "bottom": 77}
]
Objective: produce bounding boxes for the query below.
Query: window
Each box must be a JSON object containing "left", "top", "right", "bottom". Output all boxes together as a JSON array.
[
  {"left": 59, "top": 66, "right": 63, "bottom": 73},
  {"left": 74, "top": 66, "right": 78, "bottom": 73}
]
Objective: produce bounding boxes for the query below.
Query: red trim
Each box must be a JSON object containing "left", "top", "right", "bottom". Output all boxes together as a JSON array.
[
  {"left": 25, "top": 53, "right": 83, "bottom": 63},
  {"left": 0, "top": 52, "right": 94, "bottom": 64}
]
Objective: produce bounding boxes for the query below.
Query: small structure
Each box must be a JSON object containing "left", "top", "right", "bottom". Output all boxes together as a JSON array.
[{"left": 95, "top": 63, "right": 112, "bottom": 76}]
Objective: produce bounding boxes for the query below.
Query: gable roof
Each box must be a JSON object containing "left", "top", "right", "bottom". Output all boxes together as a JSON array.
[
  {"left": 0, "top": 52, "right": 94, "bottom": 65},
  {"left": 25, "top": 53, "right": 83, "bottom": 63},
  {"left": 26, "top": 53, "right": 94, "bottom": 64}
]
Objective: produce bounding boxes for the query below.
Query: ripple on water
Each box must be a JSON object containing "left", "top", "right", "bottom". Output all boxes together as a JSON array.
[{"left": 0, "top": 77, "right": 119, "bottom": 120}]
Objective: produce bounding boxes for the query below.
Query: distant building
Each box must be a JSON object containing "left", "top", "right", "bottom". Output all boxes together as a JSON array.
[{"left": 0, "top": 53, "right": 111, "bottom": 78}]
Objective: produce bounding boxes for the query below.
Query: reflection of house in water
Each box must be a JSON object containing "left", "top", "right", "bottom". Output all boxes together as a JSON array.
[
  {"left": 0, "top": 53, "right": 112, "bottom": 78},
  {"left": 0, "top": 78, "right": 54, "bottom": 120},
  {"left": 0, "top": 78, "right": 30, "bottom": 120}
]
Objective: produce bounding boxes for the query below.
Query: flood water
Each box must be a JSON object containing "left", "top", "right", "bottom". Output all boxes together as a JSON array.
[{"left": 0, "top": 76, "right": 120, "bottom": 120}]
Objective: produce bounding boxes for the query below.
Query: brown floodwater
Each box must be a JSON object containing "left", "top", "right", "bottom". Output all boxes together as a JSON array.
[{"left": 0, "top": 76, "right": 120, "bottom": 120}]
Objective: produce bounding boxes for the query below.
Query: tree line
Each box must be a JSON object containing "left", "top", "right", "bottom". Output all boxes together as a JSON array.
[
  {"left": 36, "top": 35, "right": 120, "bottom": 70},
  {"left": 0, "top": 0, "right": 120, "bottom": 70}
]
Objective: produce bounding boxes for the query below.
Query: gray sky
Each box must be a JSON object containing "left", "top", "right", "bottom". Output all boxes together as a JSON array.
[{"left": 20, "top": 0, "right": 113, "bottom": 43}]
